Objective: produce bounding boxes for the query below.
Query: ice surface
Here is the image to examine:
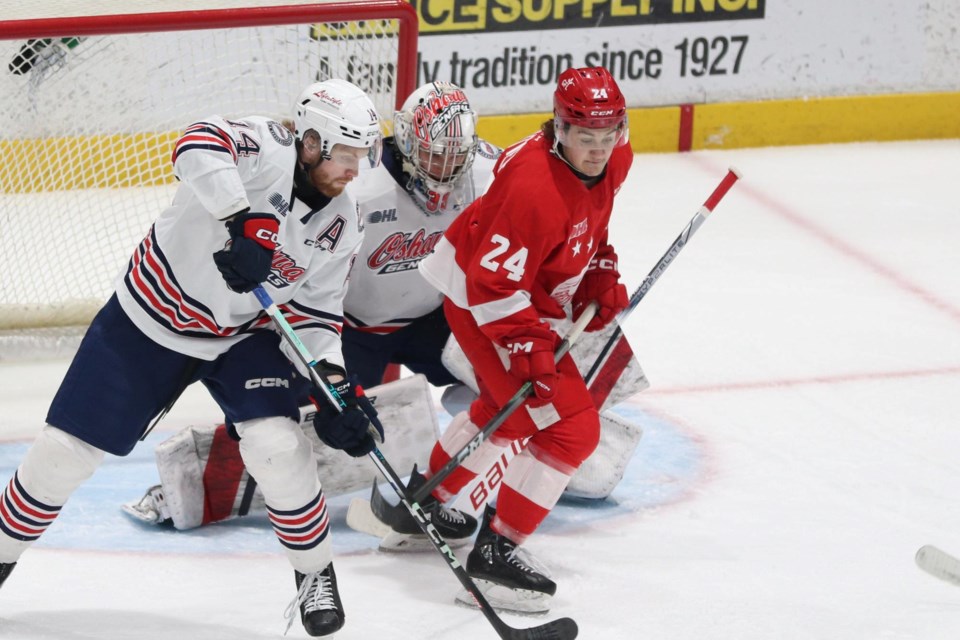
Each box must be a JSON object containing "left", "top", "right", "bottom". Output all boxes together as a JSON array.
[{"left": 1, "top": 140, "right": 959, "bottom": 639}]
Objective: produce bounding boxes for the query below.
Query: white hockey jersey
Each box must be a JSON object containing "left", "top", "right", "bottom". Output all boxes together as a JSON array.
[
  {"left": 343, "top": 140, "right": 501, "bottom": 334},
  {"left": 116, "top": 115, "right": 363, "bottom": 368}
]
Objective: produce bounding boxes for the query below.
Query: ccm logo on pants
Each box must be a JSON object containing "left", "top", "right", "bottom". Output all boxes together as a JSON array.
[{"left": 245, "top": 378, "right": 290, "bottom": 389}]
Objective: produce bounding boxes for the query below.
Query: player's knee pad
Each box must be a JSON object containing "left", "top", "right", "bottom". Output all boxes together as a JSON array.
[
  {"left": 18, "top": 426, "right": 105, "bottom": 505},
  {"left": 235, "top": 416, "right": 319, "bottom": 509},
  {"left": 438, "top": 411, "right": 480, "bottom": 452},
  {"left": 434, "top": 411, "right": 506, "bottom": 474},
  {"left": 529, "top": 407, "right": 601, "bottom": 470}
]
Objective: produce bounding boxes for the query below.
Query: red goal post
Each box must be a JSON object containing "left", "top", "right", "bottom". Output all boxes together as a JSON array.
[{"left": 0, "top": 1, "right": 417, "bottom": 346}]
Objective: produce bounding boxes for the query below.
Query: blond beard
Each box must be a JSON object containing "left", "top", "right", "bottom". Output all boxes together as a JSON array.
[{"left": 309, "top": 164, "right": 351, "bottom": 198}]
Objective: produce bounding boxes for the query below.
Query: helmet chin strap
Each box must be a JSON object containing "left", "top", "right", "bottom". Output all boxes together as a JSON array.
[
  {"left": 550, "top": 140, "right": 605, "bottom": 184},
  {"left": 293, "top": 148, "right": 331, "bottom": 211}
]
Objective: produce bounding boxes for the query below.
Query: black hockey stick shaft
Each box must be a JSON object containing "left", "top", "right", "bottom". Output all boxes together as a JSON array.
[
  {"left": 412, "top": 302, "right": 597, "bottom": 504},
  {"left": 584, "top": 167, "right": 742, "bottom": 386},
  {"left": 364, "top": 446, "right": 578, "bottom": 640},
  {"left": 253, "top": 286, "right": 578, "bottom": 640}
]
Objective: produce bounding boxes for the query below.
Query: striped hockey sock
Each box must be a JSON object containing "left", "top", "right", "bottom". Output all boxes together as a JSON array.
[
  {"left": 267, "top": 489, "right": 330, "bottom": 552},
  {"left": 0, "top": 471, "right": 62, "bottom": 545}
]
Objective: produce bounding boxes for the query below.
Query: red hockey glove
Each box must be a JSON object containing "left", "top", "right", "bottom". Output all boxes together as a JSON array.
[
  {"left": 573, "top": 251, "right": 629, "bottom": 332},
  {"left": 213, "top": 211, "right": 279, "bottom": 293},
  {"left": 503, "top": 326, "right": 560, "bottom": 405}
]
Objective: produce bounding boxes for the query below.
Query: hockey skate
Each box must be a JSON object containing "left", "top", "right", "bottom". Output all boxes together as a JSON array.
[
  {"left": 121, "top": 485, "right": 173, "bottom": 526},
  {"left": 347, "top": 465, "right": 477, "bottom": 551},
  {"left": 457, "top": 505, "right": 557, "bottom": 614},
  {"left": 0, "top": 562, "right": 15, "bottom": 588},
  {"left": 284, "top": 563, "right": 345, "bottom": 637}
]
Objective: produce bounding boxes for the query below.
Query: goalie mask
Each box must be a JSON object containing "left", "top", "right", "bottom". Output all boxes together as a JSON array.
[
  {"left": 553, "top": 67, "right": 628, "bottom": 152},
  {"left": 394, "top": 82, "right": 479, "bottom": 194},
  {"left": 294, "top": 79, "right": 383, "bottom": 168}
]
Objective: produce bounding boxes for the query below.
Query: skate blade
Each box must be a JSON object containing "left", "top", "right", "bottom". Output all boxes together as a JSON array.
[
  {"left": 121, "top": 500, "right": 169, "bottom": 526},
  {"left": 455, "top": 579, "right": 553, "bottom": 615},
  {"left": 378, "top": 529, "right": 472, "bottom": 552}
]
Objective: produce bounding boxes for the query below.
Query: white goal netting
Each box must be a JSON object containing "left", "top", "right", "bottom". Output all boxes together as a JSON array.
[{"left": 0, "top": 1, "right": 417, "bottom": 355}]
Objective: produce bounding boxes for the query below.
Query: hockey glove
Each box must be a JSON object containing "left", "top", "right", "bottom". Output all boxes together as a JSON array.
[
  {"left": 573, "top": 250, "right": 629, "bottom": 332},
  {"left": 312, "top": 375, "right": 385, "bottom": 458},
  {"left": 503, "top": 325, "right": 560, "bottom": 405},
  {"left": 212, "top": 211, "right": 279, "bottom": 293}
]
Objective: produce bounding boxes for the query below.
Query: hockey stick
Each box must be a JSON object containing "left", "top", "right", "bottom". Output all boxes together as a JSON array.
[
  {"left": 250, "top": 286, "right": 380, "bottom": 433},
  {"left": 916, "top": 545, "right": 960, "bottom": 587},
  {"left": 252, "top": 286, "right": 579, "bottom": 640},
  {"left": 412, "top": 302, "right": 597, "bottom": 503},
  {"left": 583, "top": 167, "right": 742, "bottom": 386}
]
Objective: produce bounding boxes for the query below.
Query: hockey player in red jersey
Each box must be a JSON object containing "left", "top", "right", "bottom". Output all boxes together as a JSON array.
[
  {"left": 418, "top": 67, "right": 633, "bottom": 612},
  {"left": 0, "top": 79, "right": 385, "bottom": 637}
]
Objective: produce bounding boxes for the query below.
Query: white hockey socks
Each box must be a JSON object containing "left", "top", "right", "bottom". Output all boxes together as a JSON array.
[
  {"left": 0, "top": 426, "right": 104, "bottom": 562},
  {"left": 235, "top": 416, "right": 331, "bottom": 574}
]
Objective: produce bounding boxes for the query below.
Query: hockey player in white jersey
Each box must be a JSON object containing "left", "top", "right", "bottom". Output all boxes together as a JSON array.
[
  {"left": 124, "top": 82, "right": 500, "bottom": 545},
  {"left": 0, "top": 78, "right": 384, "bottom": 637}
]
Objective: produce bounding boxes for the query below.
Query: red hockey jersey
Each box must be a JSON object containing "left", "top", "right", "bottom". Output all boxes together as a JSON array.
[{"left": 419, "top": 131, "right": 632, "bottom": 345}]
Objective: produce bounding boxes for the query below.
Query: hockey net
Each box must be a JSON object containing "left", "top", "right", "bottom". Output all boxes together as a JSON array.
[{"left": 0, "top": 0, "right": 417, "bottom": 357}]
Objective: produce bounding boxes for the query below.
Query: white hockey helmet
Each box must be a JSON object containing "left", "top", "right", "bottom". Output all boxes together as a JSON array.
[
  {"left": 294, "top": 79, "right": 383, "bottom": 168},
  {"left": 394, "top": 81, "right": 478, "bottom": 193}
]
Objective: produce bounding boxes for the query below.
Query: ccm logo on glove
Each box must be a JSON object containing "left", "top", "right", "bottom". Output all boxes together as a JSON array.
[
  {"left": 503, "top": 325, "right": 559, "bottom": 406},
  {"left": 573, "top": 247, "right": 628, "bottom": 332},
  {"left": 312, "top": 373, "right": 385, "bottom": 458},
  {"left": 254, "top": 227, "right": 279, "bottom": 246}
]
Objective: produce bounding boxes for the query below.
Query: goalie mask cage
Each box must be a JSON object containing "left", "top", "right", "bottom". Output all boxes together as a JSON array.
[{"left": 0, "top": 0, "right": 417, "bottom": 353}]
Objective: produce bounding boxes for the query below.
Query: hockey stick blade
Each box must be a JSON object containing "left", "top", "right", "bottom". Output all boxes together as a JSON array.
[
  {"left": 916, "top": 545, "right": 960, "bottom": 587},
  {"left": 498, "top": 616, "right": 578, "bottom": 640},
  {"left": 346, "top": 495, "right": 393, "bottom": 539}
]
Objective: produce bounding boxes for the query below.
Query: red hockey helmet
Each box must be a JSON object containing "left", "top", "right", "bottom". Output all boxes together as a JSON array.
[{"left": 554, "top": 67, "right": 626, "bottom": 130}]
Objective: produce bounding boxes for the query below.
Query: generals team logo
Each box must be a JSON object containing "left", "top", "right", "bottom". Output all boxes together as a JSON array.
[
  {"left": 367, "top": 229, "right": 443, "bottom": 274},
  {"left": 410, "top": 86, "right": 472, "bottom": 142},
  {"left": 265, "top": 249, "right": 305, "bottom": 288}
]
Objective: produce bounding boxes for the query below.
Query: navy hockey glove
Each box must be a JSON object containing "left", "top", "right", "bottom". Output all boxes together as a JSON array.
[
  {"left": 212, "top": 211, "right": 279, "bottom": 293},
  {"left": 313, "top": 376, "right": 385, "bottom": 458},
  {"left": 503, "top": 325, "right": 560, "bottom": 406},
  {"left": 573, "top": 249, "right": 628, "bottom": 332}
]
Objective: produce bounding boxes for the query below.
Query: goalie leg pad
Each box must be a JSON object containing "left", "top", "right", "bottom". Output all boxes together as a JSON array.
[
  {"left": 126, "top": 375, "right": 439, "bottom": 531},
  {"left": 302, "top": 375, "right": 440, "bottom": 496},
  {"left": 152, "top": 425, "right": 210, "bottom": 530},
  {"left": 565, "top": 410, "right": 643, "bottom": 500}
]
